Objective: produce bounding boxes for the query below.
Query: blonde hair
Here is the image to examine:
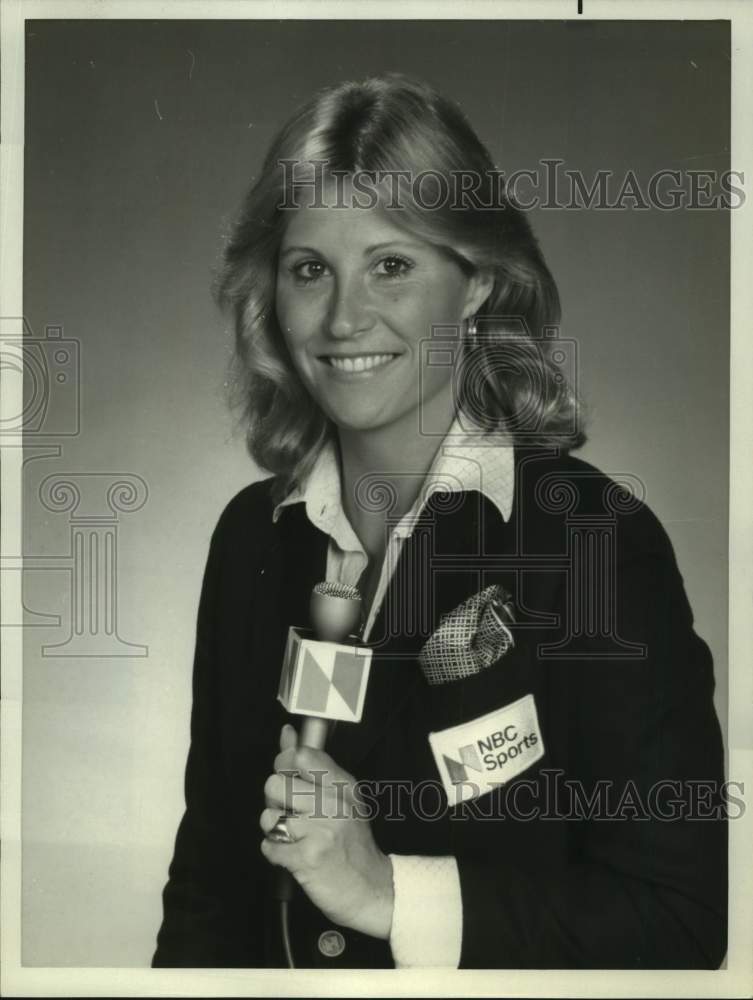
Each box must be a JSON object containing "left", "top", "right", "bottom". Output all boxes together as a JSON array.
[{"left": 213, "top": 74, "right": 587, "bottom": 501}]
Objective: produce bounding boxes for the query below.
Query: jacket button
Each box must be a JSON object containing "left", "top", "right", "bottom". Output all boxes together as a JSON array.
[{"left": 318, "top": 930, "right": 345, "bottom": 958}]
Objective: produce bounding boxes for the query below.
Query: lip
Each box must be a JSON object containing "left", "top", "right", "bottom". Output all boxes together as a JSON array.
[
  {"left": 318, "top": 352, "right": 402, "bottom": 379},
  {"left": 318, "top": 352, "right": 402, "bottom": 360}
]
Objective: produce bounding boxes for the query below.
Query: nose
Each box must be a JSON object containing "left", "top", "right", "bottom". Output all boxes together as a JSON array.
[{"left": 327, "top": 273, "right": 375, "bottom": 340}]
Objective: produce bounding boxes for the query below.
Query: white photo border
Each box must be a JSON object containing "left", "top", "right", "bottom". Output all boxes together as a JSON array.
[{"left": 2, "top": 0, "right": 751, "bottom": 996}]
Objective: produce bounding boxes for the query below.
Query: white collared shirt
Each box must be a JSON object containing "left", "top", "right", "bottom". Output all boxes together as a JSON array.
[
  {"left": 273, "top": 414, "right": 514, "bottom": 642},
  {"left": 272, "top": 412, "right": 515, "bottom": 967}
]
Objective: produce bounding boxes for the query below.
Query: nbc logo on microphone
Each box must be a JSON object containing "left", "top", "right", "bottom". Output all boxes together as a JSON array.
[{"left": 277, "top": 627, "right": 373, "bottom": 722}]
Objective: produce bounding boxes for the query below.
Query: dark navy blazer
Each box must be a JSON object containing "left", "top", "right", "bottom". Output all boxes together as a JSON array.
[{"left": 153, "top": 446, "right": 727, "bottom": 969}]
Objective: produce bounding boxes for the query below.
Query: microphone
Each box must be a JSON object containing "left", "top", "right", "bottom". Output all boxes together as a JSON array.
[
  {"left": 267, "top": 581, "right": 372, "bottom": 898},
  {"left": 297, "top": 581, "right": 365, "bottom": 750},
  {"left": 275, "top": 580, "right": 369, "bottom": 757}
]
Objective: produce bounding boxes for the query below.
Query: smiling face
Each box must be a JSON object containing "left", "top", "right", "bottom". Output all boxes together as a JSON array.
[{"left": 275, "top": 195, "right": 492, "bottom": 438}]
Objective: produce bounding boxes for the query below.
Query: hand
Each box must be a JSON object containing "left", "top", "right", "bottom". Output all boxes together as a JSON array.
[{"left": 260, "top": 724, "right": 394, "bottom": 940}]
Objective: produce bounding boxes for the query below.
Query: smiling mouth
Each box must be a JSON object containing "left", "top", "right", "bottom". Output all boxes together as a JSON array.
[{"left": 322, "top": 353, "right": 399, "bottom": 374}]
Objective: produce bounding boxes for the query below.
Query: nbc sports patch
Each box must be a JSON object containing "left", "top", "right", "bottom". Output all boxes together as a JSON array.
[{"left": 428, "top": 693, "right": 544, "bottom": 805}]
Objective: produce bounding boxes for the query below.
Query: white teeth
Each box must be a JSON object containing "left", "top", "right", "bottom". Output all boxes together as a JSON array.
[{"left": 327, "top": 354, "right": 396, "bottom": 373}]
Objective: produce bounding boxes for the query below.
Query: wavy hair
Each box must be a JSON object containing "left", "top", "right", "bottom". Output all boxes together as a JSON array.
[{"left": 213, "top": 74, "right": 587, "bottom": 501}]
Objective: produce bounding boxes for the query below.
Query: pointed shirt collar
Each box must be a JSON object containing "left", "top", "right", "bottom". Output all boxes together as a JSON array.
[{"left": 271, "top": 413, "right": 514, "bottom": 549}]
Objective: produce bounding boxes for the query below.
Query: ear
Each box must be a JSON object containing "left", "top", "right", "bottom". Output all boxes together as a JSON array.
[{"left": 461, "top": 268, "right": 495, "bottom": 321}]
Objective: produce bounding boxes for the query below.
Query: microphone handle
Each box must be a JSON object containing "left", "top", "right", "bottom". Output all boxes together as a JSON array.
[
  {"left": 272, "top": 715, "right": 330, "bottom": 903},
  {"left": 300, "top": 715, "right": 329, "bottom": 750}
]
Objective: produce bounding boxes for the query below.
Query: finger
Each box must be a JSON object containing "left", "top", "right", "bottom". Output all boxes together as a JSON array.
[
  {"left": 279, "top": 723, "right": 298, "bottom": 753},
  {"left": 259, "top": 807, "right": 306, "bottom": 842},
  {"left": 274, "top": 745, "right": 355, "bottom": 788},
  {"left": 260, "top": 835, "right": 303, "bottom": 873},
  {"left": 273, "top": 746, "right": 301, "bottom": 774},
  {"left": 264, "top": 772, "right": 324, "bottom": 813},
  {"left": 259, "top": 806, "right": 284, "bottom": 836},
  {"left": 261, "top": 821, "right": 332, "bottom": 873}
]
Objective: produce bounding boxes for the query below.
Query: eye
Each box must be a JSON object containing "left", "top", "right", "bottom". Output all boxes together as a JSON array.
[
  {"left": 373, "top": 255, "right": 414, "bottom": 279},
  {"left": 289, "top": 259, "right": 329, "bottom": 284}
]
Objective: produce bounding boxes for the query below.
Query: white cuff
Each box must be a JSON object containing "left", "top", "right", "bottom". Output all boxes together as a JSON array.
[{"left": 388, "top": 854, "right": 462, "bottom": 968}]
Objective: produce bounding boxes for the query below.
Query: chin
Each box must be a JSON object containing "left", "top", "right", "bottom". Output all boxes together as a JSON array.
[
  {"left": 330, "top": 412, "right": 390, "bottom": 433},
  {"left": 325, "top": 397, "right": 405, "bottom": 431}
]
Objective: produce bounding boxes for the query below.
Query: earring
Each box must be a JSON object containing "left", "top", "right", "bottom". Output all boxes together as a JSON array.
[{"left": 467, "top": 316, "right": 478, "bottom": 339}]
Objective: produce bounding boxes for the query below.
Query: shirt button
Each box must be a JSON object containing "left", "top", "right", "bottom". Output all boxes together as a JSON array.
[{"left": 318, "top": 929, "right": 345, "bottom": 958}]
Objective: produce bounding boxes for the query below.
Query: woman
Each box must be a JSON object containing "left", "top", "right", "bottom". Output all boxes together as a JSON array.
[{"left": 153, "top": 74, "right": 727, "bottom": 969}]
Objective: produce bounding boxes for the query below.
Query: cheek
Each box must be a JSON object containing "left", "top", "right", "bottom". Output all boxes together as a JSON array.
[
  {"left": 420, "top": 353, "right": 457, "bottom": 396},
  {"left": 397, "top": 276, "right": 469, "bottom": 342},
  {"left": 433, "top": 279, "right": 471, "bottom": 324},
  {"left": 385, "top": 289, "right": 436, "bottom": 347},
  {"left": 275, "top": 292, "right": 311, "bottom": 357}
]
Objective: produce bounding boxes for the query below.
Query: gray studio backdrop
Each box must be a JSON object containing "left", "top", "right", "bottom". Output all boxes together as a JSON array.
[{"left": 22, "top": 19, "right": 729, "bottom": 966}]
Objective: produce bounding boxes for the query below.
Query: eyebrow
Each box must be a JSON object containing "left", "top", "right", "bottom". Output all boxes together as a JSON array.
[{"left": 279, "top": 240, "right": 426, "bottom": 258}]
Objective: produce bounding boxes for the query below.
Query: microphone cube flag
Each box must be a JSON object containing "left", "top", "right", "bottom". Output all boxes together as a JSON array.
[{"left": 277, "top": 627, "right": 372, "bottom": 722}]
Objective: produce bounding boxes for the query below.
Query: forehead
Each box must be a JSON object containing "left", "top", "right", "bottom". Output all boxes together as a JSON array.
[
  {"left": 279, "top": 172, "right": 429, "bottom": 252},
  {"left": 280, "top": 201, "right": 415, "bottom": 250}
]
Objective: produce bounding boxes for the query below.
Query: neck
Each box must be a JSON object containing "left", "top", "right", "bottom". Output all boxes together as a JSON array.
[{"left": 337, "top": 392, "right": 457, "bottom": 552}]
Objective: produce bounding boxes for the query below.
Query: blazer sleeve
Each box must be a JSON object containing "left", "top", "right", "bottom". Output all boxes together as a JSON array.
[
  {"left": 455, "top": 509, "right": 728, "bottom": 969},
  {"left": 152, "top": 507, "right": 264, "bottom": 967}
]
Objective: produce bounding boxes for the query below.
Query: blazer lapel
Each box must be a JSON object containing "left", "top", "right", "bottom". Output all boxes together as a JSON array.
[
  {"left": 332, "top": 448, "right": 570, "bottom": 774},
  {"left": 338, "top": 489, "right": 519, "bottom": 773}
]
